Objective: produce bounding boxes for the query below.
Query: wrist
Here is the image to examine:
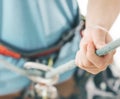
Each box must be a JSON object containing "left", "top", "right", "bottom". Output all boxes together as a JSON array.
[{"left": 85, "top": 25, "right": 109, "bottom": 34}]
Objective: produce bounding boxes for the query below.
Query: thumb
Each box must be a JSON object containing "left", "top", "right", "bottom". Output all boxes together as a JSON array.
[{"left": 92, "top": 29, "right": 107, "bottom": 49}]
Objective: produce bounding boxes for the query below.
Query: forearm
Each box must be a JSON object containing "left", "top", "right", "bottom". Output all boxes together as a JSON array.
[{"left": 86, "top": 0, "right": 120, "bottom": 30}]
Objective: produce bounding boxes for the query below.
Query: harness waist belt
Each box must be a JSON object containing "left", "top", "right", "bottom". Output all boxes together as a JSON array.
[{"left": 0, "top": 16, "right": 84, "bottom": 59}]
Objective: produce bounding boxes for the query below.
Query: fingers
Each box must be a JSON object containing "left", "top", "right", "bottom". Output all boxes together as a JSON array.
[
  {"left": 75, "top": 41, "right": 114, "bottom": 75},
  {"left": 76, "top": 28, "right": 115, "bottom": 75},
  {"left": 87, "top": 42, "right": 107, "bottom": 68},
  {"left": 75, "top": 42, "right": 102, "bottom": 74},
  {"left": 75, "top": 50, "right": 100, "bottom": 74},
  {"left": 75, "top": 50, "right": 103, "bottom": 74},
  {"left": 86, "top": 42, "right": 113, "bottom": 70},
  {"left": 77, "top": 44, "right": 93, "bottom": 69}
]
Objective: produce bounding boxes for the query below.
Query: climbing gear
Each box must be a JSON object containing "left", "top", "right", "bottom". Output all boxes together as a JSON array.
[
  {"left": 86, "top": 67, "right": 120, "bottom": 99},
  {"left": 1, "top": 35, "right": 120, "bottom": 99},
  {"left": 0, "top": 21, "right": 81, "bottom": 59},
  {"left": 23, "top": 62, "right": 59, "bottom": 99},
  {"left": 0, "top": 45, "right": 21, "bottom": 59},
  {"left": 24, "top": 62, "right": 59, "bottom": 85},
  {"left": 0, "top": 14, "right": 83, "bottom": 59}
]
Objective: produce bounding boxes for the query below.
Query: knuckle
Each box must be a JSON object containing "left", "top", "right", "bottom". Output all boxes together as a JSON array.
[
  {"left": 97, "top": 62, "right": 106, "bottom": 68},
  {"left": 76, "top": 60, "right": 83, "bottom": 68},
  {"left": 83, "top": 61, "right": 91, "bottom": 67},
  {"left": 79, "top": 65, "right": 85, "bottom": 70},
  {"left": 98, "top": 63, "right": 108, "bottom": 71}
]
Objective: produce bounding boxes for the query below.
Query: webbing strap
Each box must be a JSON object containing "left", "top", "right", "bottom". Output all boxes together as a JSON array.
[
  {"left": 0, "top": 45, "right": 21, "bottom": 59},
  {"left": 0, "top": 15, "right": 84, "bottom": 59}
]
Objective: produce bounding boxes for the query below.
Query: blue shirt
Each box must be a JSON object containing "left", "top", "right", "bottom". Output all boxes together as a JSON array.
[
  {"left": 0, "top": 0, "right": 80, "bottom": 95},
  {"left": 1, "top": 0, "right": 78, "bottom": 51}
]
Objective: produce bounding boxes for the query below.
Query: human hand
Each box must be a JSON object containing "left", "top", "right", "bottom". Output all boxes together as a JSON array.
[{"left": 75, "top": 27, "right": 115, "bottom": 74}]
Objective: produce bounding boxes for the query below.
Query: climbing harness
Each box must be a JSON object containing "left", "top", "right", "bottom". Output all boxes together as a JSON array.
[
  {"left": 0, "top": 19, "right": 81, "bottom": 59},
  {"left": 1, "top": 36, "right": 120, "bottom": 99}
]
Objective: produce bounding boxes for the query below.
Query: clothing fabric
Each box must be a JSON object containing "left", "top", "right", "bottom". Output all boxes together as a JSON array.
[{"left": 0, "top": 0, "right": 81, "bottom": 95}]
